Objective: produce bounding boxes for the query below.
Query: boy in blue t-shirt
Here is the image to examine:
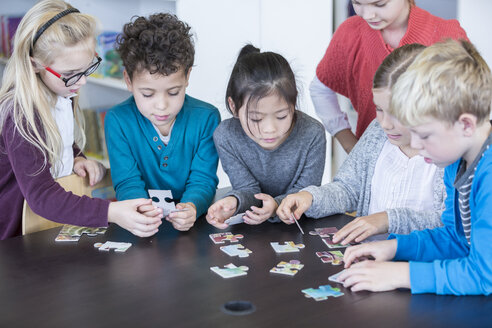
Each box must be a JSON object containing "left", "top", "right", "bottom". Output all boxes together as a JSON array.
[
  {"left": 339, "top": 39, "right": 492, "bottom": 295},
  {"left": 104, "top": 13, "right": 220, "bottom": 232}
]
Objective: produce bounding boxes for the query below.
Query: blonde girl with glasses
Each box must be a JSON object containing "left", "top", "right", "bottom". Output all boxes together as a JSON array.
[{"left": 0, "top": 0, "right": 163, "bottom": 239}]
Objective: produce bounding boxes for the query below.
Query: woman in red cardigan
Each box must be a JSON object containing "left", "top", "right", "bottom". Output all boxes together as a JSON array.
[{"left": 311, "top": 0, "right": 468, "bottom": 153}]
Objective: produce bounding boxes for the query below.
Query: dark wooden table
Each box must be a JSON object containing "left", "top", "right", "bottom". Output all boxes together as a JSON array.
[{"left": 0, "top": 214, "right": 490, "bottom": 327}]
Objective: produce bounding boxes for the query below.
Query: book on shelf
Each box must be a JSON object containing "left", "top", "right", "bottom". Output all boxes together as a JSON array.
[
  {"left": 83, "top": 107, "right": 109, "bottom": 162},
  {"left": 93, "top": 31, "right": 124, "bottom": 80},
  {"left": 1, "top": 14, "right": 23, "bottom": 58}
]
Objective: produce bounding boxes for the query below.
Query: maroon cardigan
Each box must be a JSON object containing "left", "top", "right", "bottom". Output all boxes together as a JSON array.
[{"left": 0, "top": 111, "right": 109, "bottom": 240}]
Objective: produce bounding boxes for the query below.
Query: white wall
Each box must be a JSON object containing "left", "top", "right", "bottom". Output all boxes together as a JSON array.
[{"left": 178, "top": 0, "right": 333, "bottom": 187}]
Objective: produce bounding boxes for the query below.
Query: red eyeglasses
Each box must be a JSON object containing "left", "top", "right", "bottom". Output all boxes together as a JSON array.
[{"left": 44, "top": 54, "right": 102, "bottom": 87}]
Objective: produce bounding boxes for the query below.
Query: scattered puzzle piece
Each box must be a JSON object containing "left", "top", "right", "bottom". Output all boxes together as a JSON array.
[
  {"left": 224, "top": 213, "right": 245, "bottom": 225},
  {"left": 209, "top": 232, "right": 244, "bottom": 244},
  {"left": 55, "top": 224, "right": 106, "bottom": 242},
  {"left": 220, "top": 244, "right": 252, "bottom": 258},
  {"left": 316, "top": 251, "right": 344, "bottom": 265},
  {"left": 210, "top": 263, "right": 249, "bottom": 278},
  {"left": 270, "top": 241, "right": 305, "bottom": 253},
  {"left": 321, "top": 236, "right": 351, "bottom": 249},
  {"left": 94, "top": 241, "right": 132, "bottom": 252},
  {"left": 309, "top": 227, "right": 338, "bottom": 238},
  {"left": 270, "top": 260, "right": 304, "bottom": 276},
  {"left": 328, "top": 269, "right": 347, "bottom": 283},
  {"left": 302, "top": 284, "right": 344, "bottom": 301}
]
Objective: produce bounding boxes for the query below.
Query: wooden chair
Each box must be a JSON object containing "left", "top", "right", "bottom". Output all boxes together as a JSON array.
[{"left": 22, "top": 169, "right": 113, "bottom": 235}]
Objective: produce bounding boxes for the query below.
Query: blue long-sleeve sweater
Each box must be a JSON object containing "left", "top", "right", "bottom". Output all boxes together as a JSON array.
[
  {"left": 390, "top": 136, "right": 492, "bottom": 295},
  {"left": 104, "top": 95, "right": 220, "bottom": 217}
]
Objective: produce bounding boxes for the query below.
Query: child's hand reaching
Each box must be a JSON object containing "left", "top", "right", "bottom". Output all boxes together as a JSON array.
[
  {"left": 167, "top": 202, "right": 197, "bottom": 231},
  {"left": 343, "top": 239, "right": 397, "bottom": 268},
  {"left": 73, "top": 156, "right": 106, "bottom": 186},
  {"left": 108, "top": 198, "right": 163, "bottom": 237},
  {"left": 243, "top": 193, "right": 277, "bottom": 225},
  {"left": 276, "top": 191, "right": 313, "bottom": 224},
  {"left": 337, "top": 261, "right": 410, "bottom": 292},
  {"left": 206, "top": 196, "right": 238, "bottom": 229},
  {"left": 332, "top": 211, "right": 389, "bottom": 245}
]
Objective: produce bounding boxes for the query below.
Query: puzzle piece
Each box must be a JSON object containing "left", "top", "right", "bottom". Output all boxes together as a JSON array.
[
  {"left": 270, "top": 260, "right": 304, "bottom": 276},
  {"left": 55, "top": 224, "right": 106, "bottom": 242},
  {"left": 316, "top": 251, "right": 344, "bottom": 265},
  {"left": 328, "top": 269, "right": 347, "bottom": 283},
  {"left": 224, "top": 212, "right": 245, "bottom": 225},
  {"left": 210, "top": 263, "right": 249, "bottom": 278},
  {"left": 209, "top": 232, "right": 244, "bottom": 244},
  {"left": 270, "top": 241, "right": 305, "bottom": 253},
  {"left": 220, "top": 244, "right": 252, "bottom": 258},
  {"left": 309, "top": 227, "right": 338, "bottom": 238},
  {"left": 321, "top": 236, "right": 351, "bottom": 249},
  {"left": 94, "top": 241, "right": 132, "bottom": 252},
  {"left": 148, "top": 189, "right": 189, "bottom": 216},
  {"left": 302, "top": 284, "right": 344, "bottom": 301}
]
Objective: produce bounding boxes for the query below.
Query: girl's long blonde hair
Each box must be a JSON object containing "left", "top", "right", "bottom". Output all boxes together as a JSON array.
[{"left": 0, "top": 0, "right": 97, "bottom": 175}]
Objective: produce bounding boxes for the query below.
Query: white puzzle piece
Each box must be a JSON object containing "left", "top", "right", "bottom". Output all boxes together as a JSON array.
[
  {"left": 270, "top": 241, "right": 305, "bottom": 253},
  {"left": 224, "top": 213, "right": 245, "bottom": 225},
  {"left": 148, "top": 189, "right": 189, "bottom": 216},
  {"left": 220, "top": 244, "right": 252, "bottom": 258},
  {"left": 328, "top": 269, "right": 347, "bottom": 283},
  {"left": 210, "top": 263, "right": 249, "bottom": 278},
  {"left": 94, "top": 241, "right": 132, "bottom": 253}
]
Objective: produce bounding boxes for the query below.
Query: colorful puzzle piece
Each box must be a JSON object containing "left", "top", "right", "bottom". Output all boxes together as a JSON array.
[
  {"left": 55, "top": 224, "right": 106, "bottom": 242},
  {"left": 224, "top": 212, "right": 245, "bottom": 225},
  {"left": 270, "top": 241, "right": 305, "bottom": 253},
  {"left": 309, "top": 227, "right": 338, "bottom": 238},
  {"left": 316, "top": 251, "right": 344, "bottom": 265},
  {"left": 94, "top": 241, "right": 132, "bottom": 252},
  {"left": 321, "top": 236, "right": 351, "bottom": 249},
  {"left": 270, "top": 260, "right": 304, "bottom": 276},
  {"left": 209, "top": 232, "right": 244, "bottom": 244},
  {"left": 220, "top": 244, "right": 252, "bottom": 258},
  {"left": 210, "top": 263, "right": 249, "bottom": 278},
  {"left": 328, "top": 269, "right": 347, "bottom": 283},
  {"left": 302, "top": 284, "right": 344, "bottom": 301}
]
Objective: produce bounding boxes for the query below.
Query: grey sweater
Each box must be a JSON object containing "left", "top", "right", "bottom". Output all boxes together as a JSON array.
[
  {"left": 214, "top": 111, "right": 326, "bottom": 216},
  {"left": 303, "top": 120, "right": 445, "bottom": 234}
]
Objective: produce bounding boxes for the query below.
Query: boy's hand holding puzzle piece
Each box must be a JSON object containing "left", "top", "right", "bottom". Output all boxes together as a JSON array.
[{"left": 148, "top": 190, "right": 196, "bottom": 231}]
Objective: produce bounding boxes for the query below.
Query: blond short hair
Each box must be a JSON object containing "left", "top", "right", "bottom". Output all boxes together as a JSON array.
[{"left": 390, "top": 39, "right": 492, "bottom": 126}]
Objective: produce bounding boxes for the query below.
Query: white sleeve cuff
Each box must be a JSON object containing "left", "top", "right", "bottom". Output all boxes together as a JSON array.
[{"left": 310, "top": 76, "right": 352, "bottom": 136}]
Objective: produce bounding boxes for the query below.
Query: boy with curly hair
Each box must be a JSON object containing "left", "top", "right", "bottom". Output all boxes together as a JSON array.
[{"left": 104, "top": 13, "right": 221, "bottom": 232}]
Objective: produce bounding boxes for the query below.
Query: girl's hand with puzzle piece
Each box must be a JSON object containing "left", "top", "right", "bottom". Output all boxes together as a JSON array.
[
  {"left": 167, "top": 202, "right": 197, "bottom": 231},
  {"left": 276, "top": 191, "right": 313, "bottom": 224},
  {"left": 206, "top": 196, "right": 238, "bottom": 229},
  {"left": 73, "top": 156, "right": 106, "bottom": 186},
  {"left": 108, "top": 199, "right": 163, "bottom": 237},
  {"left": 244, "top": 193, "right": 277, "bottom": 225},
  {"left": 338, "top": 260, "right": 410, "bottom": 292},
  {"left": 137, "top": 203, "right": 164, "bottom": 218},
  {"left": 332, "top": 211, "right": 389, "bottom": 245}
]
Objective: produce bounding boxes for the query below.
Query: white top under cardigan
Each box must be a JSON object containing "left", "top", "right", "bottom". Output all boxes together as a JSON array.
[{"left": 51, "top": 96, "right": 74, "bottom": 178}]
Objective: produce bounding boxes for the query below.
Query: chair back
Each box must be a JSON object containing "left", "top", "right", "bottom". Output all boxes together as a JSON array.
[{"left": 22, "top": 170, "right": 113, "bottom": 235}]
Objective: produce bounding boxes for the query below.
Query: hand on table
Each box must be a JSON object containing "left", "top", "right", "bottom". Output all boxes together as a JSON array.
[
  {"left": 243, "top": 193, "right": 277, "bottom": 225},
  {"left": 167, "top": 202, "right": 197, "bottom": 231},
  {"left": 206, "top": 196, "right": 238, "bottom": 229},
  {"left": 332, "top": 211, "right": 389, "bottom": 245},
  {"left": 276, "top": 191, "right": 313, "bottom": 224},
  {"left": 108, "top": 198, "right": 163, "bottom": 237}
]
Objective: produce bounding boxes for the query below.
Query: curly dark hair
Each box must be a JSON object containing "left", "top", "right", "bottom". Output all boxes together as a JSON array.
[{"left": 116, "top": 13, "right": 194, "bottom": 79}]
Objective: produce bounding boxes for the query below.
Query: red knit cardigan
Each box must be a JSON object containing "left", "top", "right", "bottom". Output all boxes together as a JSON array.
[{"left": 316, "top": 6, "right": 468, "bottom": 138}]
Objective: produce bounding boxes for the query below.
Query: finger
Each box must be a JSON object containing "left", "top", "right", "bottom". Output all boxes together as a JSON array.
[
  {"left": 250, "top": 206, "right": 267, "bottom": 216},
  {"left": 244, "top": 210, "right": 264, "bottom": 224},
  {"left": 333, "top": 222, "right": 357, "bottom": 243},
  {"left": 341, "top": 227, "right": 367, "bottom": 245},
  {"left": 138, "top": 204, "right": 156, "bottom": 212},
  {"left": 132, "top": 228, "right": 159, "bottom": 238}
]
